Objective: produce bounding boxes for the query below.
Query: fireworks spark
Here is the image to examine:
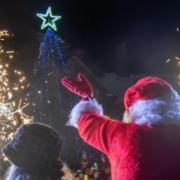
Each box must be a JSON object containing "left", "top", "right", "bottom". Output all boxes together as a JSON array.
[
  {"left": 0, "top": 60, "right": 32, "bottom": 142},
  {"left": 0, "top": 30, "right": 16, "bottom": 60}
]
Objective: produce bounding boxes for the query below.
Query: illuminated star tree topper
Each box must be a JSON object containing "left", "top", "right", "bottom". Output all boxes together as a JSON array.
[{"left": 36, "top": 6, "right": 61, "bottom": 31}]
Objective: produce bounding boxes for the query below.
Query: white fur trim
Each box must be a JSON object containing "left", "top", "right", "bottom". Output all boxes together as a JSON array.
[
  {"left": 67, "top": 99, "right": 103, "bottom": 127},
  {"left": 129, "top": 89, "right": 180, "bottom": 126}
]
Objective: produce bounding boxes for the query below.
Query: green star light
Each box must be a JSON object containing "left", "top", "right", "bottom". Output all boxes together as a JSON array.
[{"left": 37, "top": 6, "right": 61, "bottom": 31}]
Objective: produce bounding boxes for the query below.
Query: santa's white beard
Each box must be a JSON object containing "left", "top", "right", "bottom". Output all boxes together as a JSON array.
[
  {"left": 123, "top": 110, "right": 132, "bottom": 123},
  {"left": 123, "top": 89, "right": 180, "bottom": 126}
]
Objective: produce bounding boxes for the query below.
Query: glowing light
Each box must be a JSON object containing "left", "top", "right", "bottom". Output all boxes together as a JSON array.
[
  {"left": 37, "top": 90, "right": 42, "bottom": 94},
  {"left": 47, "top": 100, "right": 51, "bottom": 104},
  {"left": 0, "top": 30, "right": 10, "bottom": 38},
  {"left": 0, "top": 30, "right": 16, "bottom": 60},
  {"left": 0, "top": 61, "right": 32, "bottom": 142},
  {"left": 6, "top": 50, "right": 15, "bottom": 54},
  {"left": 12, "top": 99, "right": 30, "bottom": 119},
  {"left": 36, "top": 6, "right": 61, "bottom": 31},
  {"left": 0, "top": 100, "right": 32, "bottom": 142},
  {"left": 175, "top": 56, "right": 180, "bottom": 60},
  {"left": 9, "top": 55, "right": 13, "bottom": 59},
  {"left": 166, "top": 59, "right": 171, "bottom": 63}
]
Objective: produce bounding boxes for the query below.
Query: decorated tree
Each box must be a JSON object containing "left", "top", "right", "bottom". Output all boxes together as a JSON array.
[{"left": 34, "top": 7, "right": 72, "bottom": 131}]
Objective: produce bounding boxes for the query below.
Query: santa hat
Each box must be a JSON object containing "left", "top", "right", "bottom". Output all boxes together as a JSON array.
[
  {"left": 124, "top": 76, "right": 172, "bottom": 109},
  {"left": 2, "top": 123, "right": 62, "bottom": 174}
]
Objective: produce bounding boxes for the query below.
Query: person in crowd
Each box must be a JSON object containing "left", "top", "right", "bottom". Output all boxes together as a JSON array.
[
  {"left": 61, "top": 73, "right": 180, "bottom": 180},
  {"left": 2, "top": 123, "right": 65, "bottom": 180},
  {"left": 61, "top": 163, "right": 75, "bottom": 180},
  {"left": 80, "top": 159, "right": 89, "bottom": 173},
  {"left": 74, "top": 169, "right": 84, "bottom": 180}
]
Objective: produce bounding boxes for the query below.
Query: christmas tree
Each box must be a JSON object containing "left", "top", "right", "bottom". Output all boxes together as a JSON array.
[{"left": 34, "top": 7, "right": 71, "bottom": 131}]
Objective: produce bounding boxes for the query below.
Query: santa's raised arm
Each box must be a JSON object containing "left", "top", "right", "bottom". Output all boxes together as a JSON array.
[{"left": 61, "top": 73, "right": 180, "bottom": 180}]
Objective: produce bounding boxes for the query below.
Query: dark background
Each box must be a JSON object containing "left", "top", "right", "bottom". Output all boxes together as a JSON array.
[
  {"left": 1, "top": 0, "right": 180, "bottom": 170},
  {"left": 1, "top": 0, "right": 180, "bottom": 75}
]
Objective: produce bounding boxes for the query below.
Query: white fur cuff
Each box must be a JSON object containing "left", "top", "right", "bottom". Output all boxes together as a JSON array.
[{"left": 67, "top": 99, "right": 103, "bottom": 128}]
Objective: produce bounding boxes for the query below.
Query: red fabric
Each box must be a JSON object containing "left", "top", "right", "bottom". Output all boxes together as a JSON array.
[
  {"left": 61, "top": 73, "right": 93, "bottom": 99},
  {"left": 124, "top": 77, "right": 172, "bottom": 109},
  {"left": 78, "top": 113, "right": 180, "bottom": 180}
]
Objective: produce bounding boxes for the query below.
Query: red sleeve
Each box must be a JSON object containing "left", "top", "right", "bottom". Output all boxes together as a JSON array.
[{"left": 77, "top": 112, "right": 128, "bottom": 155}]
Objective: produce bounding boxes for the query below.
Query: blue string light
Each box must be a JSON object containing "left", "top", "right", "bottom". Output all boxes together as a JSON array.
[{"left": 39, "top": 28, "right": 65, "bottom": 67}]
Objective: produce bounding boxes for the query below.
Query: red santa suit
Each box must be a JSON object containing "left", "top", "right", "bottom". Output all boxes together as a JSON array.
[{"left": 62, "top": 75, "right": 180, "bottom": 180}]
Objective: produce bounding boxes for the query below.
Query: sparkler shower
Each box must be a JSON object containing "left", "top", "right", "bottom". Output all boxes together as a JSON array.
[
  {"left": 0, "top": 61, "right": 32, "bottom": 143},
  {"left": 0, "top": 30, "right": 31, "bottom": 143}
]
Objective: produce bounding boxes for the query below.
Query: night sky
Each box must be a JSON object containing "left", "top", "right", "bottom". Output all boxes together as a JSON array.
[{"left": 1, "top": 0, "right": 180, "bottom": 76}]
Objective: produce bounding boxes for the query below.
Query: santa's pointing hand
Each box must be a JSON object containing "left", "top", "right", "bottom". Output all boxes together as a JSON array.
[{"left": 61, "top": 73, "right": 93, "bottom": 99}]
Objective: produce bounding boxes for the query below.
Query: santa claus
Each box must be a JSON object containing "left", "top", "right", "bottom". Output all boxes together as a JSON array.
[{"left": 61, "top": 74, "right": 180, "bottom": 180}]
